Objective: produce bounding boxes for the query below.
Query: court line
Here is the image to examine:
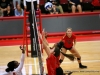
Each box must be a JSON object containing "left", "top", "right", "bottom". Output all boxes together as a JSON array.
[
  {"left": 33, "top": 58, "right": 38, "bottom": 74},
  {"left": 1, "top": 40, "right": 100, "bottom": 47},
  {"left": 22, "top": 67, "right": 26, "bottom": 75},
  {"left": 0, "top": 60, "right": 100, "bottom": 66},
  {"left": 0, "top": 60, "right": 100, "bottom": 74},
  {"left": 29, "top": 65, "right": 32, "bottom": 75},
  {"left": 24, "top": 60, "right": 100, "bottom": 65},
  {"left": 42, "top": 53, "right": 46, "bottom": 75},
  {"left": 49, "top": 40, "right": 100, "bottom": 44}
]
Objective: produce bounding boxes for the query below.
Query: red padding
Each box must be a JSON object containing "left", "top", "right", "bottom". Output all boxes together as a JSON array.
[
  {"left": 0, "top": 12, "right": 100, "bottom": 20},
  {"left": 47, "top": 30, "right": 100, "bottom": 36}
]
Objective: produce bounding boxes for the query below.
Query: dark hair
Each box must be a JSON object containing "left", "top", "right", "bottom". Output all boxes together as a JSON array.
[
  {"left": 56, "top": 41, "right": 64, "bottom": 49},
  {"left": 54, "top": 47, "right": 60, "bottom": 57},
  {"left": 54, "top": 41, "right": 64, "bottom": 57},
  {"left": 5, "top": 61, "right": 16, "bottom": 72},
  {"left": 56, "top": 67, "right": 63, "bottom": 75}
]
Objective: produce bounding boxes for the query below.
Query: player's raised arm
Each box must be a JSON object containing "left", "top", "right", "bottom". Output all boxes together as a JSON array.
[
  {"left": 42, "top": 29, "right": 49, "bottom": 46},
  {"left": 38, "top": 32, "right": 51, "bottom": 57},
  {"left": 14, "top": 46, "right": 25, "bottom": 72}
]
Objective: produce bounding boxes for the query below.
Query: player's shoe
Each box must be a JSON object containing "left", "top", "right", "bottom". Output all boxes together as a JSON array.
[{"left": 79, "top": 65, "right": 87, "bottom": 68}]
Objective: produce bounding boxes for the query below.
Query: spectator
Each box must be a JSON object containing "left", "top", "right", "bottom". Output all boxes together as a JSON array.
[
  {"left": 0, "top": 0, "right": 9, "bottom": 12},
  {"left": 24, "top": 0, "right": 40, "bottom": 11},
  {"left": 15, "top": 4, "right": 24, "bottom": 16},
  {"left": 52, "top": 0, "right": 64, "bottom": 14},
  {"left": 3, "top": 5, "right": 14, "bottom": 17},
  {"left": 68, "top": 0, "right": 82, "bottom": 13},
  {"left": 50, "top": 4, "right": 60, "bottom": 14},
  {"left": 9, "top": 0, "right": 14, "bottom": 9},
  {"left": 13, "top": 0, "right": 21, "bottom": 9},
  {"left": 45, "top": 1, "right": 60, "bottom": 14},
  {"left": 0, "top": 9, "right": 3, "bottom": 17}
]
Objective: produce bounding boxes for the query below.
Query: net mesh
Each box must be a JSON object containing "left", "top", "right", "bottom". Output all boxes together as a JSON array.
[{"left": 30, "top": 1, "right": 44, "bottom": 74}]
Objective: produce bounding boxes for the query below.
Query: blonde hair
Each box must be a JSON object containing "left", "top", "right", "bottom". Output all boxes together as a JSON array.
[{"left": 66, "top": 27, "right": 72, "bottom": 31}]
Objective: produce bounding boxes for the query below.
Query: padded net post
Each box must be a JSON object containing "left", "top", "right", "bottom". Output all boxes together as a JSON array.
[{"left": 29, "top": 0, "right": 44, "bottom": 74}]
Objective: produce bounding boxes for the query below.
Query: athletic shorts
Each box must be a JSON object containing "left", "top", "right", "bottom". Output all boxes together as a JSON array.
[{"left": 63, "top": 46, "right": 72, "bottom": 50}]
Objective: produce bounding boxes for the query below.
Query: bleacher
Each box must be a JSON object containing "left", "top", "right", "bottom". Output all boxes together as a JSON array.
[{"left": 40, "top": 0, "right": 100, "bottom": 13}]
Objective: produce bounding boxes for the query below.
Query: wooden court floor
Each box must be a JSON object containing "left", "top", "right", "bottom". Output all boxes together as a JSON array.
[{"left": 0, "top": 41, "right": 100, "bottom": 75}]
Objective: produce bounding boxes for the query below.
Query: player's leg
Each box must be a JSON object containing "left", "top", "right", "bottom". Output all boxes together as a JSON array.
[
  {"left": 77, "top": 4, "right": 82, "bottom": 13},
  {"left": 69, "top": 47, "right": 87, "bottom": 68},
  {"left": 71, "top": 5, "right": 76, "bottom": 13},
  {"left": 59, "top": 48, "right": 67, "bottom": 64}
]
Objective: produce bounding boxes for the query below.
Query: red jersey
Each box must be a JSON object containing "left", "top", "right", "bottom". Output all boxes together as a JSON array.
[
  {"left": 92, "top": 0, "right": 100, "bottom": 6},
  {"left": 62, "top": 34, "right": 76, "bottom": 48},
  {"left": 46, "top": 54, "right": 60, "bottom": 75}
]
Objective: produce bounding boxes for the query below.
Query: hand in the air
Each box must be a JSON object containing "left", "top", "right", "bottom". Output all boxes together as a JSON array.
[{"left": 20, "top": 46, "right": 25, "bottom": 53}]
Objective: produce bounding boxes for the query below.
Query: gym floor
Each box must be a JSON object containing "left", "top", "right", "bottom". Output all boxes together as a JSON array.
[{"left": 0, "top": 34, "right": 100, "bottom": 75}]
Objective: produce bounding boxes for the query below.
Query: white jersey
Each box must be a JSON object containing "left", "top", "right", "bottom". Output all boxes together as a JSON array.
[
  {"left": 44, "top": 2, "right": 52, "bottom": 10},
  {"left": 1, "top": 54, "right": 25, "bottom": 75}
]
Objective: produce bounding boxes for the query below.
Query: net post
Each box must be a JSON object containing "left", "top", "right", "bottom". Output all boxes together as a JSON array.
[
  {"left": 23, "top": 10, "right": 29, "bottom": 56},
  {"left": 30, "top": 0, "right": 44, "bottom": 74}
]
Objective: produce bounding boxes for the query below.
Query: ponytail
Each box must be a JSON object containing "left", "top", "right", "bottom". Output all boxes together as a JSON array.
[
  {"left": 6, "top": 61, "right": 15, "bottom": 72},
  {"left": 6, "top": 68, "right": 10, "bottom": 72},
  {"left": 5, "top": 67, "right": 14, "bottom": 72}
]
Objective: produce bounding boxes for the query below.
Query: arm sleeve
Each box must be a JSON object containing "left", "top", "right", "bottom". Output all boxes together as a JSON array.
[
  {"left": 14, "top": 54, "right": 25, "bottom": 72},
  {"left": 23, "top": 0, "right": 26, "bottom": 6}
]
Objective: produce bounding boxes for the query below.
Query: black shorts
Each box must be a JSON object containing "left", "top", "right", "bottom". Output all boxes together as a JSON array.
[
  {"left": 70, "top": 3, "right": 81, "bottom": 7},
  {"left": 63, "top": 46, "right": 72, "bottom": 50},
  {"left": 26, "top": 1, "right": 37, "bottom": 11}
]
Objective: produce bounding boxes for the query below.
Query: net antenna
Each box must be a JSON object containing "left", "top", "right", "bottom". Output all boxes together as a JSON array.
[{"left": 31, "top": 0, "right": 44, "bottom": 75}]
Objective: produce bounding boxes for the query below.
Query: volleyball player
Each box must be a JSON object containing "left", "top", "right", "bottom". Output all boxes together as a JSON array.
[
  {"left": 1, "top": 46, "right": 25, "bottom": 75},
  {"left": 59, "top": 28, "right": 87, "bottom": 68},
  {"left": 39, "top": 30, "right": 75, "bottom": 75}
]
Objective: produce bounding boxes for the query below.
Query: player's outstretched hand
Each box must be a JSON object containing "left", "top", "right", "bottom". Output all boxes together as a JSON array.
[
  {"left": 42, "top": 29, "right": 45, "bottom": 37},
  {"left": 20, "top": 45, "right": 25, "bottom": 54},
  {"left": 42, "top": 29, "right": 48, "bottom": 39},
  {"left": 38, "top": 31, "right": 42, "bottom": 40}
]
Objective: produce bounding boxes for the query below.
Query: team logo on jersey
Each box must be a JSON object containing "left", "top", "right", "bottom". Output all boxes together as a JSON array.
[{"left": 67, "top": 40, "right": 71, "bottom": 44}]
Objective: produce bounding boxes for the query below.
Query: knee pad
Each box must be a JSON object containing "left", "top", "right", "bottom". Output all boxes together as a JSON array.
[{"left": 77, "top": 57, "right": 81, "bottom": 60}]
